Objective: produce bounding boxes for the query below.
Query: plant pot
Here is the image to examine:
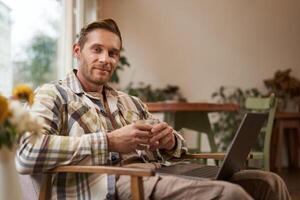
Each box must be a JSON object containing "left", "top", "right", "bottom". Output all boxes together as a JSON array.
[
  {"left": 0, "top": 147, "right": 22, "bottom": 200},
  {"left": 277, "top": 97, "right": 299, "bottom": 112}
]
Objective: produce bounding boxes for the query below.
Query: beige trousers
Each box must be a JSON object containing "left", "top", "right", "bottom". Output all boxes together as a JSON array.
[{"left": 116, "top": 164, "right": 290, "bottom": 200}]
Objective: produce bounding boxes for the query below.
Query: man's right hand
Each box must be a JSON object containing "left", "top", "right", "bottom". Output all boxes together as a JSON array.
[{"left": 106, "top": 123, "right": 153, "bottom": 153}]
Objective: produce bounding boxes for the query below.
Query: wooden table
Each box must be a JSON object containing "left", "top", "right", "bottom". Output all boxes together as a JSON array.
[
  {"left": 270, "top": 112, "right": 300, "bottom": 171},
  {"left": 145, "top": 102, "right": 240, "bottom": 152},
  {"left": 146, "top": 102, "right": 240, "bottom": 113}
]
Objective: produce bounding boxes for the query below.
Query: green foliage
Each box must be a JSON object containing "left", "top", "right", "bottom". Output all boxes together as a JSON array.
[
  {"left": 125, "top": 82, "right": 187, "bottom": 102},
  {"left": 14, "top": 33, "right": 57, "bottom": 88},
  {"left": 110, "top": 48, "right": 130, "bottom": 83},
  {"left": 0, "top": 120, "right": 18, "bottom": 149},
  {"left": 211, "top": 86, "right": 262, "bottom": 151},
  {"left": 264, "top": 68, "right": 300, "bottom": 111},
  {"left": 264, "top": 68, "right": 300, "bottom": 99}
]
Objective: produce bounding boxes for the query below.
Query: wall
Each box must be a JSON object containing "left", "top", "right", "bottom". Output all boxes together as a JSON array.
[{"left": 98, "top": 0, "right": 300, "bottom": 101}]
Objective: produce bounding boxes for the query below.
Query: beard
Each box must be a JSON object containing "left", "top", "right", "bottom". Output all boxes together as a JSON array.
[{"left": 80, "top": 60, "right": 114, "bottom": 86}]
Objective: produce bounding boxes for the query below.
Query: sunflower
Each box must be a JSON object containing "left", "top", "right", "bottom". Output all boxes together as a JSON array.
[
  {"left": 12, "top": 84, "right": 34, "bottom": 105},
  {"left": 0, "top": 95, "right": 9, "bottom": 124}
]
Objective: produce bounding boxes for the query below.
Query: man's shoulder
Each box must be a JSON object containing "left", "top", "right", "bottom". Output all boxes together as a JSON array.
[{"left": 35, "top": 80, "right": 69, "bottom": 98}]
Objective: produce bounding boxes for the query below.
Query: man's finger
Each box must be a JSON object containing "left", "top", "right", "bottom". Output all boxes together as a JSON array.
[
  {"left": 151, "top": 122, "right": 168, "bottom": 133},
  {"left": 135, "top": 137, "right": 150, "bottom": 145},
  {"left": 134, "top": 130, "right": 152, "bottom": 138},
  {"left": 134, "top": 123, "right": 153, "bottom": 131},
  {"left": 150, "top": 128, "right": 171, "bottom": 143},
  {"left": 149, "top": 127, "right": 172, "bottom": 143},
  {"left": 159, "top": 136, "right": 171, "bottom": 146},
  {"left": 149, "top": 141, "right": 160, "bottom": 151},
  {"left": 161, "top": 138, "right": 175, "bottom": 150}
]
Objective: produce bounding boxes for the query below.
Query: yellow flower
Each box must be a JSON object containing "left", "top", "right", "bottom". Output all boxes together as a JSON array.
[
  {"left": 0, "top": 95, "right": 9, "bottom": 124},
  {"left": 12, "top": 84, "right": 34, "bottom": 105}
]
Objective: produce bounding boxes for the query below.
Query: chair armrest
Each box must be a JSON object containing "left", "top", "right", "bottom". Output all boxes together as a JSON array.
[
  {"left": 39, "top": 166, "right": 154, "bottom": 200},
  {"left": 50, "top": 165, "right": 154, "bottom": 177}
]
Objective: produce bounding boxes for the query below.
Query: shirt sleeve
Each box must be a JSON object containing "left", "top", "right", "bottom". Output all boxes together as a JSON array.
[{"left": 15, "top": 84, "right": 109, "bottom": 174}]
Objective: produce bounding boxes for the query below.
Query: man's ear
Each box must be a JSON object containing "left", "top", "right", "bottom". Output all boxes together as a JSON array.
[{"left": 73, "top": 43, "right": 81, "bottom": 59}]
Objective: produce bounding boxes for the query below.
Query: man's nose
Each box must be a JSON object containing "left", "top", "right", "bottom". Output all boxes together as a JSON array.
[{"left": 98, "top": 51, "right": 109, "bottom": 63}]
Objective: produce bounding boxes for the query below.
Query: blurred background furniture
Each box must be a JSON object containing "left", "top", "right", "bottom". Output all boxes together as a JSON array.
[
  {"left": 244, "top": 94, "right": 277, "bottom": 171},
  {"left": 271, "top": 112, "right": 300, "bottom": 172}
]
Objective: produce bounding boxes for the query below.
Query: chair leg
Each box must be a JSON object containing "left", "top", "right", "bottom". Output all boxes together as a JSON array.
[
  {"left": 206, "top": 132, "right": 218, "bottom": 165},
  {"left": 287, "top": 130, "right": 294, "bottom": 167},
  {"left": 270, "top": 124, "right": 279, "bottom": 172},
  {"left": 298, "top": 127, "right": 300, "bottom": 167},
  {"left": 276, "top": 122, "right": 284, "bottom": 172},
  {"left": 296, "top": 126, "right": 300, "bottom": 168},
  {"left": 131, "top": 176, "right": 144, "bottom": 200},
  {"left": 294, "top": 131, "right": 299, "bottom": 168},
  {"left": 39, "top": 174, "right": 52, "bottom": 200}
]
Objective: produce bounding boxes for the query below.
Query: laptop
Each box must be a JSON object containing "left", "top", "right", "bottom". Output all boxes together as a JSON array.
[{"left": 156, "top": 112, "right": 268, "bottom": 180}]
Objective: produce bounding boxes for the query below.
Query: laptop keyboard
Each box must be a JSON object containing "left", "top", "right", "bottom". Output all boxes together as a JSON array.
[{"left": 183, "top": 165, "right": 220, "bottom": 179}]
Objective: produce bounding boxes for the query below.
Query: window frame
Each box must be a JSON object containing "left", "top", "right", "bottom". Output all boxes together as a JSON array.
[{"left": 57, "top": 0, "right": 98, "bottom": 79}]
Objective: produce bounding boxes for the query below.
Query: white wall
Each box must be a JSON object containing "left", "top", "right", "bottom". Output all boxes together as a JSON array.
[{"left": 98, "top": 0, "right": 300, "bottom": 101}]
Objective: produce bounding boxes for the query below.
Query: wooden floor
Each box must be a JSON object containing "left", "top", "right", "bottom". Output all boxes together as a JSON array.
[{"left": 277, "top": 168, "right": 300, "bottom": 200}]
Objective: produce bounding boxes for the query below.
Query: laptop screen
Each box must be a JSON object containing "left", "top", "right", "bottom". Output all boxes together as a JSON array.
[{"left": 216, "top": 112, "right": 268, "bottom": 180}]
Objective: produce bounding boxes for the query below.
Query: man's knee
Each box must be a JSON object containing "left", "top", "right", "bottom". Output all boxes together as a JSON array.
[
  {"left": 219, "top": 181, "right": 253, "bottom": 200},
  {"left": 230, "top": 170, "right": 290, "bottom": 200},
  {"left": 231, "top": 170, "right": 284, "bottom": 190}
]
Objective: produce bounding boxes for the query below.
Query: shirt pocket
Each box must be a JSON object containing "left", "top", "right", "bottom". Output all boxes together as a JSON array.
[
  {"left": 67, "top": 101, "right": 101, "bottom": 134},
  {"left": 121, "top": 110, "right": 143, "bottom": 124}
]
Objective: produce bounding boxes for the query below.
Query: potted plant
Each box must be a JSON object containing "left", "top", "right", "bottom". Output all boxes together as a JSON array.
[
  {"left": 125, "top": 82, "right": 187, "bottom": 102},
  {"left": 264, "top": 68, "right": 300, "bottom": 112},
  {"left": 110, "top": 48, "right": 130, "bottom": 84},
  {"left": 0, "top": 85, "right": 44, "bottom": 200}
]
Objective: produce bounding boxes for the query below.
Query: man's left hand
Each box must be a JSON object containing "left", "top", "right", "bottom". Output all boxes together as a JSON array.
[{"left": 149, "top": 122, "right": 176, "bottom": 150}]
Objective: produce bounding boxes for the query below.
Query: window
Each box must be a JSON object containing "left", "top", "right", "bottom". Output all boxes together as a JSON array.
[{"left": 0, "top": 0, "right": 97, "bottom": 96}]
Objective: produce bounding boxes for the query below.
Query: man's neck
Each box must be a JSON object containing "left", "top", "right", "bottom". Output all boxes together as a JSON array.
[{"left": 76, "top": 70, "right": 104, "bottom": 93}]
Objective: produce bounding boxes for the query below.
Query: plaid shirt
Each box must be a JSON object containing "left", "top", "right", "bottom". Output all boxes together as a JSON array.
[{"left": 16, "top": 70, "right": 187, "bottom": 200}]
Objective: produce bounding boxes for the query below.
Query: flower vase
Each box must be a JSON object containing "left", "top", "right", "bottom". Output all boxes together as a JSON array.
[{"left": 0, "top": 147, "right": 22, "bottom": 200}]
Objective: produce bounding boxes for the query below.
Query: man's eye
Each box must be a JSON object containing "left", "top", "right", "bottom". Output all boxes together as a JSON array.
[
  {"left": 109, "top": 52, "right": 118, "bottom": 58},
  {"left": 93, "top": 47, "right": 101, "bottom": 53}
]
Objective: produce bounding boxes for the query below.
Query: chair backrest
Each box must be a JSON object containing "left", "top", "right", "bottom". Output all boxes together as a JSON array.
[{"left": 244, "top": 93, "right": 277, "bottom": 170}]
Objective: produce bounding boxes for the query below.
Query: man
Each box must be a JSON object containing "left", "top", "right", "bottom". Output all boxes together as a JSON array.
[{"left": 16, "top": 19, "right": 290, "bottom": 200}]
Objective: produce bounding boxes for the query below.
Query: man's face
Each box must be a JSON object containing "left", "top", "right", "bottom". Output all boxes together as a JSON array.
[{"left": 74, "top": 29, "right": 121, "bottom": 88}]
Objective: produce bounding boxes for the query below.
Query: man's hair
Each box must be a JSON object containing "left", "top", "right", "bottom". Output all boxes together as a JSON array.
[{"left": 78, "top": 18, "right": 122, "bottom": 49}]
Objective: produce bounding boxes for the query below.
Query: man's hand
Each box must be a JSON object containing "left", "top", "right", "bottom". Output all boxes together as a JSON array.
[
  {"left": 149, "top": 122, "right": 176, "bottom": 150},
  {"left": 106, "top": 123, "right": 152, "bottom": 153}
]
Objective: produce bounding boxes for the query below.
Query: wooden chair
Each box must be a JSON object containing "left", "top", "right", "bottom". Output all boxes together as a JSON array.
[
  {"left": 38, "top": 103, "right": 242, "bottom": 199},
  {"left": 38, "top": 152, "right": 231, "bottom": 200},
  {"left": 245, "top": 93, "right": 277, "bottom": 171},
  {"left": 38, "top": 165, "right": 155, "bottom": 200}
]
